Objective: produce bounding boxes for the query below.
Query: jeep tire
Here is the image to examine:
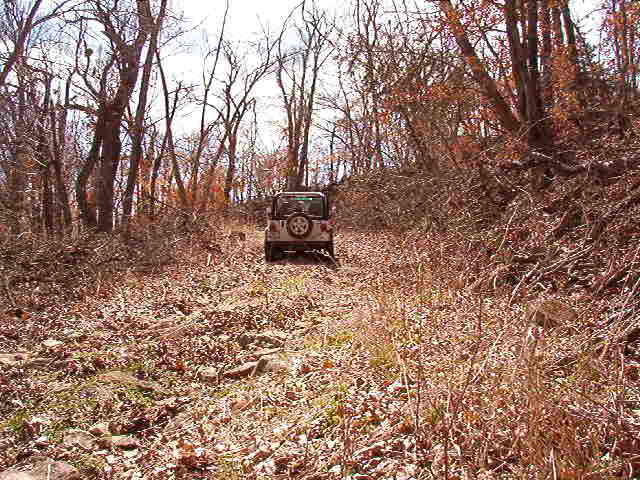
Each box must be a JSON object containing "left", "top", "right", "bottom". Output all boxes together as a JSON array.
[
  {"left": 286, "top": 213, "right": 312, "bottom": 239},
  {"left": 325, "top": 243, "right": 335, "bottom": 258},
  {"left": 265, "top": 242, "right": 281, "bottom": 262}
]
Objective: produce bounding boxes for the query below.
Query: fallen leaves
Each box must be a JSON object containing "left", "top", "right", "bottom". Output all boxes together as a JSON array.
[{"left": 1, "top": 224, "right": 639, "bottom": 479}]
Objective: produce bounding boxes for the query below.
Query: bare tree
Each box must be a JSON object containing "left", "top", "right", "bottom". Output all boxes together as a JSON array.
[
  {"left": 0, "top": 0, "right": 76, "bottom": 88},
  {"left": 188, "top": 0, "right": 229, "bottom": 209},
  {"left": 72, "top": 0, "right": 152, "bottom": 232},
  {"left": 212, "top": 38, "right": 276, "bottom": 204},
  {"left": 121, "top": 0, "right": 170, "bottom": 229},
  {"left": 155, "top": 58, "right": 189, "bottom": 209},
  {"left": 0, "top": 0, "right": 77, "bottom": 234},
  {"left": 438, "top": 0, "right": 522, "bottom": 135},
  {"left": 276, "top": 0, "right": 335, "bottom": 191}
]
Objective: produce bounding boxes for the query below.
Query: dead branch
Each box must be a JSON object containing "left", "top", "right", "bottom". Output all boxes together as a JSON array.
[{"left": 589, "top": 182, "right": 640, "bottom": 241}]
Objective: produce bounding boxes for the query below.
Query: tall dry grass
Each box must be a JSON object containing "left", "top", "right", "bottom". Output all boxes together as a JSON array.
[{"left": 328, "top": 144, "right": 640, "bottom": 477}]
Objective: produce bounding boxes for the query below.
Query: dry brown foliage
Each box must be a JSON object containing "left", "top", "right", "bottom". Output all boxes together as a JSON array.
[{"left": 1, "top": 157, "right": 640, "bottom": 479}]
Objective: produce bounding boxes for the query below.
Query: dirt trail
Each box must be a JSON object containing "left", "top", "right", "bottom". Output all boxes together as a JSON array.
[
  {"left": 1, "top": 227, "right": 408, "bottom": 478},
  {"left": 3, "top": 226, "right": 621, "bottom": 479}
]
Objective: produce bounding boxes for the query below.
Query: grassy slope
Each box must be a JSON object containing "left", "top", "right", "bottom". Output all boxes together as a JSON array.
[{"left": 0, "top": 210, "right": 639, "bottom": 479}]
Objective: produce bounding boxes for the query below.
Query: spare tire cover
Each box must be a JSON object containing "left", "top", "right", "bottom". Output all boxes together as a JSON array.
[{"left": 286, "top": 213, "right": 312, "bottom": 238}]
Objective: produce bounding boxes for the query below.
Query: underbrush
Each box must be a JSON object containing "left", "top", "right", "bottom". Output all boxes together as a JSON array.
[
  {"left": 335, "top": 134, "right": 640, "bottom": 349},
  {"left": 0, "top": 214, "right": 237, "bottom": 316},
  {"left": 314, "top": 241, "right": 640, "bottom": 478},
  {"left": 328, "top": 137, "right": 640, "bottom": 477}
]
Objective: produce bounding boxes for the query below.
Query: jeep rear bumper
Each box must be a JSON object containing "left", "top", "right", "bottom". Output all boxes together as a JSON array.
[{"left": 267, "top": 240, "right": 332, "bottom": 251}]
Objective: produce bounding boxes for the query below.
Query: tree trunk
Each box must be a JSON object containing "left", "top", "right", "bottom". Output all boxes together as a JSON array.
[
  {"left": 89, "top": 0, "right": 151, "bottom": 232},
  {"left": 150, "top": 129, "right": 168, "bottom": 219},
  {"left": 157, "top": 55, "right": 188, "bottom": 208},
  {"left": 96, "top": 106, "right": 123, "bottom": 232},
  {"left": 0, "top": 0, "right": 44, "bottom": 89},
  {"left": 439, "top": 0, "right": 521, "bottom": 134},
  {"left": 122, "top": 0, "right": 168, "bottom": 228},
  {"left": 551, "top": 6, "right": 564, "bottom": 48},
  {"left": 41, "top": 167, "right": 53, "bottom": 234},
  {"left": 504, "top": 0, "right": 528, "bottom": 121},
  {"left": 525, "top": 0, "right": 544, "bottom": 144},
  {"left": 138, "top": 127, "right": 156, "bottom": 217},
  {"left": 525, "top": 0, "right": 554, "bottom": 189},
  {"left": 540, "top": 0, "right": 553, "bottom": 106},
  {"left": 49, "top": 102, "right": 72, "bottom": 231},
  {"left": 8, "top": 142, "right": 29, "bottom": 234},
  {"left": 76, "top": 116, "right": 103, "bottom": 229},
  {"left": 560, "top": 1, "right": 580, "bottom": 90},
  {"left": 198, "top": 133, "right": 228, "bottom": 212},
  {"left": 223, "top": 132, "right": 238, "bottom": 202}
]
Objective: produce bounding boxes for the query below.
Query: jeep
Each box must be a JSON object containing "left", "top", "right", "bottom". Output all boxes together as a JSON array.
[{"left": 264, "top": 192, "right": 334, "bottom": 261}]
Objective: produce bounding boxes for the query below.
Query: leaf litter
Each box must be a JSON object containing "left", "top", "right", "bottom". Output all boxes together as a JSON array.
[{"left": 1, "top": 225, "right": 639, "bottom": 479}]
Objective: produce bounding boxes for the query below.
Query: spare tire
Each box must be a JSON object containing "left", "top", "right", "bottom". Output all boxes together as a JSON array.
[{"left": 286, "top": 213, "right": 312, "bottom": 238}]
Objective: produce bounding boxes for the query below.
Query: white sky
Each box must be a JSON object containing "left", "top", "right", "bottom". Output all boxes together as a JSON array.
[
  {"left": 163, "top": 0, "right": 602, "bottom": 144},
  {"left": 165, "top": 0, "right": 344, "bottom": 144},
  {"left": 191, "top": 0, "right": 304, "bottom": 37}
]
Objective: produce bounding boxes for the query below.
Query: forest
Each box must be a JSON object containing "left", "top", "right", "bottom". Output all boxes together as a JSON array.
[
  {"left": 2, "top": 0, "right": 640, "bottom": 478},
  {"left": 1, "top": 0, "right": 635, "bottom": 235}
]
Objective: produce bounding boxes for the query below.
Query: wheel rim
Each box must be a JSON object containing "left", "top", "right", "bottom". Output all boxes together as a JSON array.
[{"left": 289, "top": 216, "right": 310, "bottom": 236}]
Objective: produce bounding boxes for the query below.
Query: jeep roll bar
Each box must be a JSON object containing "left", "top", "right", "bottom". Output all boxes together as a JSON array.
[{"left": 268, "top": 192, "right": 330, "bottom": 220}]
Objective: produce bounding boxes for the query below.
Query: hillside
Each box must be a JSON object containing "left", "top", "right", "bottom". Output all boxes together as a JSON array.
[{"left": 1, "top": 178, "right": 640, "bottom": 479}]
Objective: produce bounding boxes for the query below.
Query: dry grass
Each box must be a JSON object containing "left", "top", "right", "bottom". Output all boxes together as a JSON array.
[
  {"left": 1, "top": 177, "right": 640, "bottom": 479},
  {"left": 298, "top": 233, "right": 638, "bottom": 478},
  {"left": 322, "top": 149, "right": 640, "bottom": 478}
]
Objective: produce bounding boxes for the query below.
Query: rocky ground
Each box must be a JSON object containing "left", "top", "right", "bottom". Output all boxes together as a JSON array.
[{"left": 1, "top": 225, "right": 639, "bottom": 479}]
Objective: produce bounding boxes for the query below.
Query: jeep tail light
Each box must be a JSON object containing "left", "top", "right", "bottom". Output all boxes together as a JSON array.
[
  {"left": 320, "top": 223, "right": 327, "bottom": 232},
  {"left": 269, "top": 222, "right": 279, "bottom": 232}
]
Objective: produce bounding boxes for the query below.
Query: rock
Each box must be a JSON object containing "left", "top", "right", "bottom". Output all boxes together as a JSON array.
[
  {"left": 42, "top": 339, "right": 63, "bottom": 349},
  {"left": 68, "top": 331, "right": 88, "bottom": 342},
  {"left": 122, "top": 449, "right": 139, "bottom": 459},
  {"left": 111, "top": 435, "right": 140, "bottom": 449},
  {"left": 95, "top": 371, "right": 166, "bottom": 394},
  {"left": 24, "top": 358, "right": 53, "bottom": 369},
  {"left": 223, "top": 354, "right": 295, "bottom": 379},
  {"left": 219, "top": 298, "right": 262, "bottom": 313},
  {"left": 0, "top": 458, "right": 80, "bottom": 480},
  {"left": 198, "top": 367, "right": 218, "bottom": 384},
  {"left": 89, "top": 421, "right": 111, "bottom": 437},
  {"left": 156, "top": 396, "right": 189, "bottom": 412},
  {"left": 237, "top": 331, "right": 287, "bottom": 348},
  {"left": 63, "top": 429, "right": 95, "bottom": 450},
  {"left": 22, "top": 416, "right": 50, "bottom": 437},
  {"left": 261, "top": 330, "right": 289, "bottom": 343},
  {"left": 145, "top": 314, "right": 189, "bottom": 340},
  {"left": 34, "top": 436, "right": 50, "bottom": 447},
  {"left": 0, "top": 472, "right": 33, "bottom": 480},
  {"left": 254, "top": 355, "right": 292, "bottom": 375},
  {"left": 253, "top": 348, "right": 283, "bottom": 358},
  {"left": 222, "top": 362, "right": 258, "bottom": 379},
  {"left": 165, "top": 412, "right": 192, "bottom": 432},
  {"left": 229, "top": 231, "right": 246, "bottom": 242},
  {"left": 149, "top": 317, "right": 180, "bottom": 331},
  {"left": 108, "top": 421, "right": 128, "bottom": 436},
  {"left": 51, "top": 360, "right": 71, "bottom": 370},
  {"left": 236, "top": 334, "right": 254, "bottom": 348},
  {"left": 526, "top": 299, "right": 578, "bottom": 329},
  {"left": 0, "top": 353, "right": 28, "bottom": 367}
]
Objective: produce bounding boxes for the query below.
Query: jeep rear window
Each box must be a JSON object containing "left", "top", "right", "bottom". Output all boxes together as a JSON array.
[{"left": 275, "top": 196, "right": 324, "bottom": 217}]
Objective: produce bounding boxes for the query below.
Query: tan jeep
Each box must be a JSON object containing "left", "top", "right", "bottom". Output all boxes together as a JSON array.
[{"left": 264, "top": 192, "right": 334, "bottom": 261}]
